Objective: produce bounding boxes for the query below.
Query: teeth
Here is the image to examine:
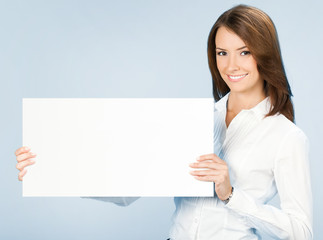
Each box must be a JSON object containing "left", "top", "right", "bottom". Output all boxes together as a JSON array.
[{"left": 229, "top": 74, "right": 247, "bottom": 80}]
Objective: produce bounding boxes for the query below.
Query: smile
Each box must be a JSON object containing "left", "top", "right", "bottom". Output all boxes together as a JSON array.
[{"left": 227, "top": 73, "right": 248, "bottom": 82}]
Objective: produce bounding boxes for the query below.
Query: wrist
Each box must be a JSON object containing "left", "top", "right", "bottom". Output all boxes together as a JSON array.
[{"left": 222, "top": 186, "right": 234, "bottom": 204}]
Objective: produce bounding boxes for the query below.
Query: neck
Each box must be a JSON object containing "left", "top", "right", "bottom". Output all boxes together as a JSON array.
[{"left": 227, "top": 91, "right": 266, "bottom": 114}]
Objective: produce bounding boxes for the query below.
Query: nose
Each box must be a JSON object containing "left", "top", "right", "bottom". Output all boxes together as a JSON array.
[{"left": 227, "top": 55, "right": 240, "bottom": 72}]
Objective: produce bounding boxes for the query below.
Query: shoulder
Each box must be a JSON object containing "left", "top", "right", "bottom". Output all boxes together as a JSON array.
[
  {"left": 264, "top": 114, "right": 308, "bottom": 142},
  {"left": 267, "top": 114, "right": 309, "bottom": 162}
]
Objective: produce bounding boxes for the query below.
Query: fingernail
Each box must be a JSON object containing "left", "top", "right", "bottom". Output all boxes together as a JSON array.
[
  {"left": 24, "top": 147, "right": 30, "bottom": 151},
  {"left": 30, "top": 160, "right": 35, "bottom": 164},
  {"left": 30, "top": 152, "right": 36, "bottom": 156}
]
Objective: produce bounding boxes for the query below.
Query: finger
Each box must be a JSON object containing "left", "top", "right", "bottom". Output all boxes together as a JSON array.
[
  {"left": 189, "top": 162, "right": 225, "bottom": 170},
  {"left": 16, "top": 152, "right": 37, "bottom": 162},
  {"left": 190, "top": 169, "right": 220, "bottom": 176},
  {"left": 194, "top": 175, "right": 215, "bottom": 182},
  {"left": 15, "top": 146, "right": 30, "bottom": 156},
  {"left": 196, "top": 153, "right": 214, "bottom": 161},
  {"left": 197, "top": 154, "right": 224, "bottom": 163},
  {"left": 18, "top": 169, "right": 27, "bottom": 181},
  {"left": 16, "top": 159, "right": 35, "bottom": 171}
]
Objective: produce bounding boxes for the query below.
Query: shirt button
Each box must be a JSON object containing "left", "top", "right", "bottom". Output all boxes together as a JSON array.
[{"left": 194, "top": 218, "right": 198, "bottom": 223}]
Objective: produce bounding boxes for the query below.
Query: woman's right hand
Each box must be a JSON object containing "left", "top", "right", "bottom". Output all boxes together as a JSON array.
[{"left": 15, "top": 146, "right": 36, "bottom": 181}]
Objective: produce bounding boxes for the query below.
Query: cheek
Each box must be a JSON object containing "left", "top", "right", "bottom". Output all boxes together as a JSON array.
[
  {"left": 216, "top": 58, "right": 226, "bottom": 74},
  {"left": 248, "top": 57, "right": 259, "bottom": 73},
  {"left": 240, "top": 58, "right": 258, "bottom": 75}
]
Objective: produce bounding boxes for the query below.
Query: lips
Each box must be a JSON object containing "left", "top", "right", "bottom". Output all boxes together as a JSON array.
[{"left": 227, "top": 73, "right": 248, "bottom": 82}]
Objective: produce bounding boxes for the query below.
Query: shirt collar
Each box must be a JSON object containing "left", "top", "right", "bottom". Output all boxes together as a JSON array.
[{"left": 214, "top": 92, "right": 272, "bottom": 120}]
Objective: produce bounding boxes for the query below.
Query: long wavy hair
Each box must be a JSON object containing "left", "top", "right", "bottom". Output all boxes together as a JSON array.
[{"left": 207, "top": 4, "right": 294, "bottom": 122}]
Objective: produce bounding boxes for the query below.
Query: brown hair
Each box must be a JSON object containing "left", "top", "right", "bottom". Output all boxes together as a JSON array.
[{"left": 207, "top": 4, "right": 294, "bottom": 122}]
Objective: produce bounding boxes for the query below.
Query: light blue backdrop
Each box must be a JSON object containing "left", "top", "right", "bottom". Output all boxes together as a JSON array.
[{"left": 0, "top": 0, "right": 322, "bottom": 239}]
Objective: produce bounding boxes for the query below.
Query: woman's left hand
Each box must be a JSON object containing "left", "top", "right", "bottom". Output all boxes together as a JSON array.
[{"left": 189, "top": 153, "right": 232, "bottom": 201}]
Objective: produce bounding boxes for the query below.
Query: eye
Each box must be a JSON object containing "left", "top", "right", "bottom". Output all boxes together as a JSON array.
[
  {"left": 241, "top": 51, "right": 251, "bottom": 56},
  {"left": 216, "top": 51, "right": 227, "bottom": 56}
]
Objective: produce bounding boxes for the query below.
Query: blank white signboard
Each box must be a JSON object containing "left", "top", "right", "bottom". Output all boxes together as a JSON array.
[{"left": 23, "top": 98, "right": 214, "bottom": 197}]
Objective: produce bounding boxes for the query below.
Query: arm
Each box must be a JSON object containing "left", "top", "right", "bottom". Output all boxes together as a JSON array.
[{"left": 225, "top": 129, "right": 313, "bottom": 239}]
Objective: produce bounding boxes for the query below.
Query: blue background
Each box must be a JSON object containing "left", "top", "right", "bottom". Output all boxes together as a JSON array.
[{"left": 0, "top": 0, "right": 322, "bottom": 239}]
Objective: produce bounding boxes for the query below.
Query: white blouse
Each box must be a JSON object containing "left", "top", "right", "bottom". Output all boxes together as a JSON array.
[
  {"left": 168, "top": 94, "right": 313, "bottom": 239},
  {"left": 90, "top": 93, "right": 313, "bottom": 239}
]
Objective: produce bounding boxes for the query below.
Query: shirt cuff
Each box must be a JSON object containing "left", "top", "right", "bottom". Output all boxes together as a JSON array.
[{"left": 224, "top": 187, "right": 258, "bottom": 214}]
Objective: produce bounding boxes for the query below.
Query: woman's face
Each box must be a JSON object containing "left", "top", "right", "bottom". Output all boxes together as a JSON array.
[{"left": 215, "top": 27, "right": 264, "bottom": 96}]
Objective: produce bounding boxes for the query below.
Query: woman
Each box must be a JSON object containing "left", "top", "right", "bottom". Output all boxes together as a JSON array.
[{"left": 15, "top": 5, "right": 312, "bottom": 240}]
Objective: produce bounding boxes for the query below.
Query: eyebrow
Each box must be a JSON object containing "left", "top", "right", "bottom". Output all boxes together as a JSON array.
[{"left": 216, "top": 46, "right": 248, "bottom": 51}]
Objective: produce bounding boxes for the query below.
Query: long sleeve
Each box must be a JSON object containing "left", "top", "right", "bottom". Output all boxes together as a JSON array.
[
  {"left": 225, "top": 129, "right": 313, "bottom": 239},
  {"left": 82, "top": 197, "right": 140, "bottom": 206}
]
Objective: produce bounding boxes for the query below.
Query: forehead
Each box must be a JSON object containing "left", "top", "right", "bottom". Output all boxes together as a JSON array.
[{"left": 215, "top": 26, "right": 246, "bottom": 49}]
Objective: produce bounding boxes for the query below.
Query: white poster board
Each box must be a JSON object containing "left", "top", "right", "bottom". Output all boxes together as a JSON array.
[{"left": 23, "top": 98, "right": 214, "bottom": 197}]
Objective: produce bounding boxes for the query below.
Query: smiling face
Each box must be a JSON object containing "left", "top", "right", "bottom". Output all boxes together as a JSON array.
[{"left": 215, "top": 26, "right": 264, "bottom": 97}]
